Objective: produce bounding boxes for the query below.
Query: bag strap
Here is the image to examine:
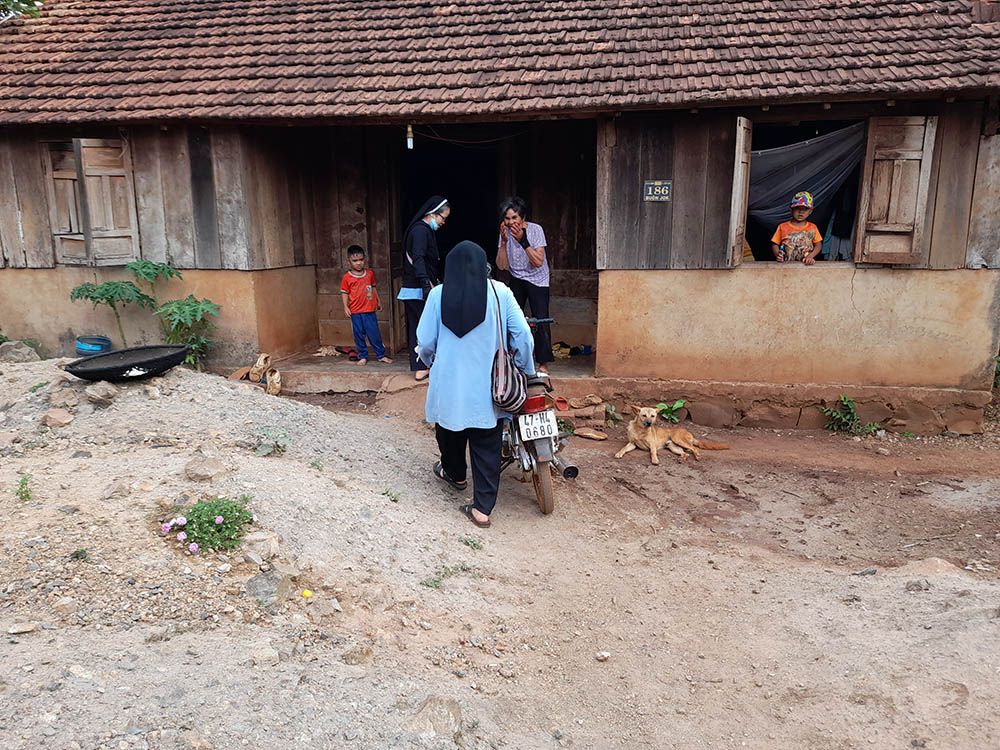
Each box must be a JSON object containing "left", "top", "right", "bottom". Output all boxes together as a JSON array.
[{"left": 490, "top": 281, "right": 507, "bottom": 358}]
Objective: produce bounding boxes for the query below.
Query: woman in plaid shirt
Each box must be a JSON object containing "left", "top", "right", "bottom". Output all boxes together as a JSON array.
[{"left": 495, "top": 196, "right": 553, "bottom": 374}]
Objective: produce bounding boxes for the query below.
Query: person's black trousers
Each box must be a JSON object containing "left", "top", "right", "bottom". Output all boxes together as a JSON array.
[
  {"left": 436, "top": 421, "right": 503, "bottom": 516},
  {"left": 508, "top": 276, "right": 553, "bottom": 364},
  {"left": 404, "top": 298, "right": 425, "bottom": 371}
]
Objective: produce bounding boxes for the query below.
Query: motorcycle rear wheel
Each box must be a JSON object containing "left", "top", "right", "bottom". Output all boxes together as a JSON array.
[{"left": 532, "top": 461, "right": 554, "bottom": 515}]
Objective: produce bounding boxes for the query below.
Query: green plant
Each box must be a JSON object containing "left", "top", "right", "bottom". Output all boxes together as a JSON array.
[
  {"left": 900, "top": 431, "right": 916, "bottom": 438},
  {"left": 28, "top": 381, "right": 49, "bottom": 393},
  {"left": 605, "top": 404, "right": 625, "bottom": 428},
  {"left": 161, "top": 496, "right": 254, "bottom": 553},
  {"left": 15, "top": 474, "right": 32, "bottom": 502},
  {"left": 254, "top": 427, "right": 289, "bottom": 456},
  {"left": 0, "top": 330, "right": 39, "bottom": 350},
  {"left": 420, "top": 562, "right": 476, "bottom": 589},
  {"left": 0, "top": 330, "right": 5, "bottom": 345},
  {"left": 69, "top": 548, "right": 90, "bottom": 562},
  {"left": 556, "top": 417, "right": 575, "bottom": 435},
  {"left": 822, "top": 395, "right": 880, "bottom": 435},
  {"left": 382, "top": 488, "right": 401, "bottom": 503},
  {"left": 310, "top": 458, "right": 325, "bottom": 470},
  {"left": 459, "top": 536, "right": 483, "bottom": 551},
  {"left": 127, "top": 261, "right": 183, "bottom": 337},
  {"left": 1, "top": 1, "right": 43, "bottom": 20},
  {"left": 994, "top": 356, "right": 1000, "bottom": 390},
  {"left": 70, "top": 281, "right": 155, "bottom": 348},
  {"left": 656, "top": 399, "right": 687, "bottom": 423},
  {"left": 155, "top": 295, "right": 220, "bottom": 368}
]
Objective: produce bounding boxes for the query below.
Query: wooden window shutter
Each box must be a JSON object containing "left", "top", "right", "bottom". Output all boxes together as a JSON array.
[
  {"left": 727, "top": 117, "right": 753, "bottom": 266},
  {"left": 77, "top": 138, "right": 141, "bottom": 265},
  {"left": 855, "top": 116, "right": 937, "bottom": 264},
  {"left": 41, "top": 141, "right": 88, "bottom": 264}
]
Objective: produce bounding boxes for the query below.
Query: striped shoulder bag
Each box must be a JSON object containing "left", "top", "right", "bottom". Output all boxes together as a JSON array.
[{"left": 489, "top": 282, "right": 527, "bottom": 412}]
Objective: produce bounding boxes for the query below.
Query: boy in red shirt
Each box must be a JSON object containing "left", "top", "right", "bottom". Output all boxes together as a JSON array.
[
  {"left": 340, "top": 245, "right": 392, "bottom": 365},
  {"left": 771, "top": 191, "right": 823, "bottom": 265}
]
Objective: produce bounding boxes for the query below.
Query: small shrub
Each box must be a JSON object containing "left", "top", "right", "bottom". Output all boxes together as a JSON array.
[
  {"left": 822, "top": 395, "right": 880, "bottom": 435},
  {"left": 161, "top": 495, "right": 254, "bottom": 553},
  {"left": 382, "top": 488, "right": 401, "bottom": 503},
  {"left": 70, "top": 281, "right": 155, "bottom": 348},
  {"left": 605, "top": 404, "right": 625, "bottom": 428},
  {"left": 994, "top": 356, "right": 1000, "bottom": 390},
  {"left": 127, "top": 260, "right": 183, "bottom": 338},
  {"left": 155, "top": 295, "right": 220, "bottom": 368},
  {"left": 900, "top": 431, "right": 916, "bottom": 438},
  {"left": 310, "top": 458, "right": 325, "bottom": 470},
  {"left": 15, "top": 474, "right": 32, "bottom": 502},
  {"left": 420, "top": 562, "right": 476, "bottom": 589},
  {"left": 255, "top": 427, "right": 289, "bottom": 456},
  {"left": 459, "top": 536, "right": 483, "bottom": 551},
  {"left": 69, "top": 548, "right": 90, "bottom": 563},
  {"left": 656, "top": 399, "right": 687, "bottom": 423}
]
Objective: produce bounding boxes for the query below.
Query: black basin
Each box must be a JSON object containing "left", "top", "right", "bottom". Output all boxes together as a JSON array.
[{"left": 64, "top": 345, "right": 188, "bottom": 382}]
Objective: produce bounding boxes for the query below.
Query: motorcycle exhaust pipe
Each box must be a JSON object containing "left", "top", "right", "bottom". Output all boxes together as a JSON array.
[{"left": 551, "top": 455, "right": 579, "bottom": 480}]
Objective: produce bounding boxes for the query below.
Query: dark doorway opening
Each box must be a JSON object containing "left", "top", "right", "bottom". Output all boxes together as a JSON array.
[
  {"left": 746, "top": 120, "right": 864, "bottom": 262},
  {"left": 401, "top": 125, "right": 503, "bottom": 269}
]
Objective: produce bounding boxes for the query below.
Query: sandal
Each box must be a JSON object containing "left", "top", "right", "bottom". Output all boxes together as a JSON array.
[
  {"left": 434, "top": 462, "right": 467, "bottom": 491},
  {"left": 460, "top": 504, "right": 490, "bottom": 528},
  {"left": 248, "top": 353, "right": 271, "bottom": 383},
  {"left": 264, "top": 368, "right": 282, "bottom": 396}
]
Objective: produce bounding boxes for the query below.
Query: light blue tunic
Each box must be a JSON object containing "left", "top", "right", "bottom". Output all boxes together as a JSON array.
[{"left": 416, "top": 280, "right": 535, "bottom": 431}]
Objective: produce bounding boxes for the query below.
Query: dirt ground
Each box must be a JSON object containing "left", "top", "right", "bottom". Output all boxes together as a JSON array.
[{"left": 1, "top": 360, "right": 999, "bottom": 750}]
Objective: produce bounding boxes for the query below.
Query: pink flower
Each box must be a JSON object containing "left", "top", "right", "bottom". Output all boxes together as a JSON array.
[
  {"left": 161, "top": 523, "right": 172, "bottom": 533},
  {"left": 215, "top": 516, "right": 224, "bottom": 525},
  {"left": 177, "top": 532, "right": 187, "bottom": 542},
  {"left": 175, "top": 516, "right": 187, "bottom": 526},
  {"left": 188, "top": 543, "right": 199, "bottom": 553}
]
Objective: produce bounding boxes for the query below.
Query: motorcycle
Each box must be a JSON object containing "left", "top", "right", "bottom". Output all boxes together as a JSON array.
[{"left": 500, "top": 317, "right": 579, "bottom": 514}]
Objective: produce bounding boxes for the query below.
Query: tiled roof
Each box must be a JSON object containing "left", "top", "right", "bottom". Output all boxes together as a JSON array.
[{"left": 0, "top": 0, "right": 998, "bottom": 124}]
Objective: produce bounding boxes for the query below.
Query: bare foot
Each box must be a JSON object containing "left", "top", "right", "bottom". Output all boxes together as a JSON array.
[
  {"left": 414, "top": 370, "right": 429, "bottom": 381},
  {"left": 356, "top": 358, "right": 368, "bottom": 366},
  {"left": 538, "top": 365, "right": 550, "bottom": 374},
  {"left": 377, "top": 357, "right": 393, "bottom": 364}
]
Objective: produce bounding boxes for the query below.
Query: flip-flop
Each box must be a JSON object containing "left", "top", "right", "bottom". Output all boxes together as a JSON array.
[
  {"left": 434, "top": 462, "right": 467, "bottom": 491},
  {"left": 554, "top": 396, "right": 570, "bottom": 411},
  {"left": 460, "top": 504, "right": 491, "bottom": 528}
]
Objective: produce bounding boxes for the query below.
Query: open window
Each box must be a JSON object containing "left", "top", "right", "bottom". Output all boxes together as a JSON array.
[
  {"left": 40, "top": 137, "right": 140, "bottom": 265},
  {"left": 854, "top": 116, "right": 937, "bottom": 264}
]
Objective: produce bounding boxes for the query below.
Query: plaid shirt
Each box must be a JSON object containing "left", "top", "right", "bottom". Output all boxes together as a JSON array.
[{"left": 499, "top": 222, "right": 549, "bottom": 288}]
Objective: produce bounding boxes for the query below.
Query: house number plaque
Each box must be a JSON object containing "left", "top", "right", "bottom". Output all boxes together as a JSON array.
[{"left": 643, "top": 180, "right": 672, "bottom": 201}]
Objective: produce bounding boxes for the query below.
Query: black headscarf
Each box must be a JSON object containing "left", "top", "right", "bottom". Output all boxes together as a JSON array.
[
  {"left": 405, "top": 195, "right": 449, "bottom": 238},
  {"left": 441, "top": 241, "right": 488, "bottom": 338}
]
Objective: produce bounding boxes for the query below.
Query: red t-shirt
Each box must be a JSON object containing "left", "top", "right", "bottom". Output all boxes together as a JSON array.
[{"left": 340, "top": 269, "right": 377, "bottom": 314}]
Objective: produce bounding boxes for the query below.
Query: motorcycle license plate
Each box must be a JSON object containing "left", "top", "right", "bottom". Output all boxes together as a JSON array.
[{"left": 518, "top": 410, "right": 558, "bottom": 441}]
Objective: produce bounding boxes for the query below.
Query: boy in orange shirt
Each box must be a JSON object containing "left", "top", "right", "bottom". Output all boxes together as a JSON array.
[
  {"left": 771, "top": 192, "right": 823, "bottom": 265},
  {"left": 341, "top": 245, "right": 392, "bottom": 365}
]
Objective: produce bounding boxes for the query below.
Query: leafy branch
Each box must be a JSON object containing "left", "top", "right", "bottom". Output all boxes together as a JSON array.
[{"left": 69, "top": 281, "right": 155, "bottom": 348}]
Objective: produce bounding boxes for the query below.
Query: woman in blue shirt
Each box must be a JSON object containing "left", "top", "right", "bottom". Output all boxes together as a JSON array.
[{"left": 416, "top": 241, "right": 535, "bottom": 528}]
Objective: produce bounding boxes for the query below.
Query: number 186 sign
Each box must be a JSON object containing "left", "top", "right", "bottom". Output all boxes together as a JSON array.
[{"left": 643, "top": 180, "right": 672, "bottom": 201}]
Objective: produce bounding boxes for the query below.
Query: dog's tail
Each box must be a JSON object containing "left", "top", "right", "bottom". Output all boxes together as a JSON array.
[{"left": 693, "top": 440, "right": 730, "bottom": 451}]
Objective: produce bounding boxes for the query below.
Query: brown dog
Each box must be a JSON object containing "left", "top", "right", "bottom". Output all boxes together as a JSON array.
[{"left": 615, "top": 406, "right": 730, "bottom": 464}]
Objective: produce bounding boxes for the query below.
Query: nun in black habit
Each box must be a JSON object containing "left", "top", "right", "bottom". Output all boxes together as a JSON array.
[{"left": 398, "top": 196, "right": 450, "bottom": 380}]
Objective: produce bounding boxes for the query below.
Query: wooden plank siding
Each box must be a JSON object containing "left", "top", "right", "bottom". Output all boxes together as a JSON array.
[
  {"left": 187, "top": 128, "right": 222, "bottom": 269},
  {"left": 131, "top": 127, "right": 168, "bottom": 264},
  {"left": 157, "top": 126, "right": 196, "bottom": 268},
  {"left": 0, "top": 135, "right": 24, "bottom": 268},
  {"left": 927, "top": 101, "right": 983, "bottom": 269},
  {"left": 967, "top": 133, "right": 1000, "bottom": 268},
  {"left": 211, "top": 128, "right": 251, "bottom": 270},
  {"left": 7, "top": 133, "right": 55, "bottom": 267},
  {"left": 597, "top": 112, "right": 738, "bottom": 269}
]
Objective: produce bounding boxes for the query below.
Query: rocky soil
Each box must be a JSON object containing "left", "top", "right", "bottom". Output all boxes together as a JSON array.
[{"left": 1, "top": 359, "right": 999, "bottom": 750}]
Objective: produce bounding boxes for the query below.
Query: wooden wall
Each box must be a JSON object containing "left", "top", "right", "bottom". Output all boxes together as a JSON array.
[
  {"left": 596, "top": 112, "right": 737, "bottom": 270},
  {"left": 0, "top": 132, "right": 56, "bottom": 268}
]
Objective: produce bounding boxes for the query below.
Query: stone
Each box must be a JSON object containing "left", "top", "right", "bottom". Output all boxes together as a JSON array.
[
  {"left": 53, "top": 597, "right": 79, "bottom": 614},
  {"left": 404, "top": 695, "right": 463, "bottom": 739},
  {"left": 216, "top": 564, "right": 231, "bottom": 574},
  {"left": 0, "top": 431, "right": 18, "bottom": 447},
  {"left": 875, "top": 447, "right": 891, "bottom": 456},
  {"left": 941, "top": 406, "right": 984, "bottom": 435},
  {"left": 796, "top": 405, "right": 829, "bottom": 430},
  {"left": 84, "top": 381, "right": 119, "bottom": 405},
  {"left": 243, "top": 531, "right": 280, "bottom": 560},
  {"left": 888, "top": 557, "right": 967, "bottom": 578},
  {"left": 739, "top": 403, "right": 800, "bottom": 429},
  {"left": 144, "top": 385, "right": 160, "bottom": 400},
  {"left": 251, "top": 643, "right": 279, "bottom": 667},
  {"left": 332, "top": 474, "right": 352, "bottom": 488},
  {"left": 309, "top": 598, "right": 342, "bottom": 619},
  {"left": 0, "top": 340, "right": 41, "bottom": 362},
  {"left": 269, "top": 560, "right": 300, "bottom": 579},
  {"left": 42, "top": 409, "right": 74, "bottom": 428},
  {"left": 49, "top": 389, "right": 79, "bottom": 409},
  {"left": 184, "top": 457, "right": 228, "bottom": 482},
  {"left": 905, "top": 579, "right": 931, "bottom": 592},
  {"left": 342, "top": 645, "right": 373, "bottom": 665},
  {"left": 887, "top": 402, "right": 944, "bottom": 437},
  {"left": 595, "top": 651, "right": 611, "bottom": 662},
  {"left": 687, "top": 398, "right": 739, "bottom": 429},
  {"left": 8, "top": 622, "right": 37, "bottom": 634},
  {"left": 244, "top": 550, "right": 264, "bottom": 566},
  {"left": 245, "top": 571, "right": 293, "bottom": 608}
]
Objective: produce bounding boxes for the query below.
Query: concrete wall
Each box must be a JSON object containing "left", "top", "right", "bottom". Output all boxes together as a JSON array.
[
  {"left": 0, "top": 266, "right": 317, "bottom": 367},
  {"left": 596, "top": 265, "right": 1000, "bottom": 390}
]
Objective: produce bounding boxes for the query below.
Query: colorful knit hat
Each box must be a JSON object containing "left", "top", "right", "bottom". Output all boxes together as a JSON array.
[{"left": 790, "top": 191, "right": 814, "bottom": 208}]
